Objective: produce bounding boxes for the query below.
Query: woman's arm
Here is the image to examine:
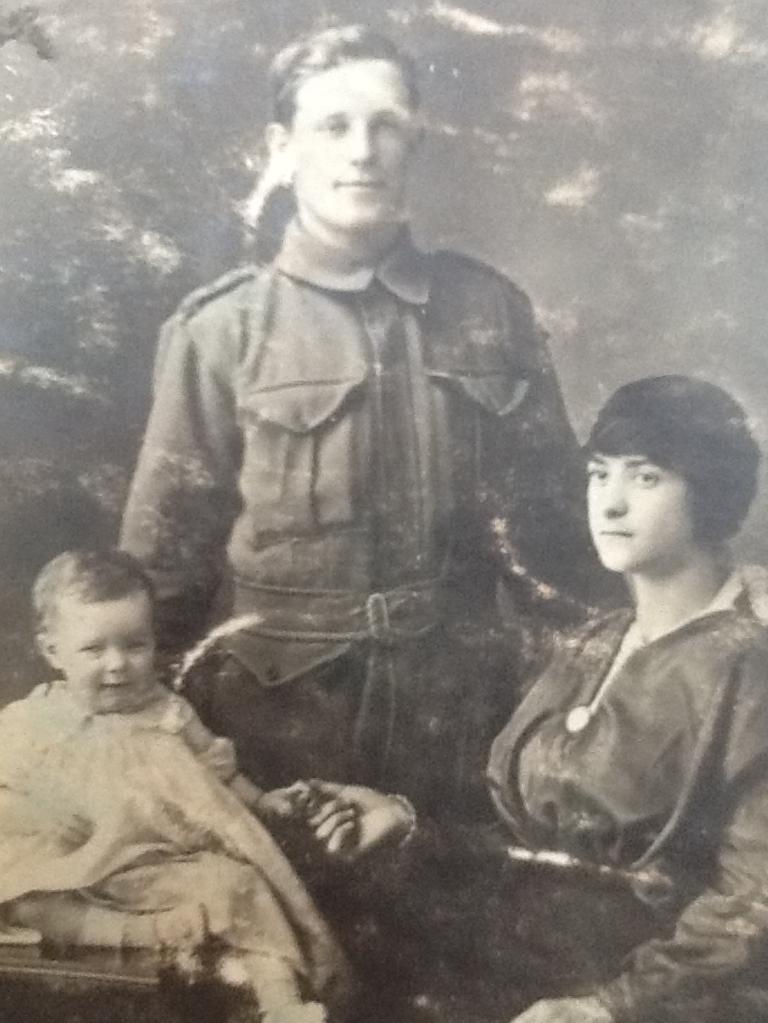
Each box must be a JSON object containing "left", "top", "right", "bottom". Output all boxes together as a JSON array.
[
  {"left": 592, "top": 644, "right": 768, "bottom": 1021},
  {"left": 591, "top": 770, "right": 768, "bottom": 1021},
  {"left": 503, "top": 767, "right": 768, "bottom": 1023}
]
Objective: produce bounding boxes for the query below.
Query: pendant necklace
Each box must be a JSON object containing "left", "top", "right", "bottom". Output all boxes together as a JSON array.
[
  {"left": 564, "top": 705, "right": 592, "bottom": 734},
  {"left": 565, "top": 621, "right": 649, "bottom": 734}
]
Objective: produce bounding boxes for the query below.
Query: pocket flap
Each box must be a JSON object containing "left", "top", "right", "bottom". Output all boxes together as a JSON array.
[
  {"left": 430, "top": 371, "right": 529, "bottom": 416},
  {"left": 244, "top": 378, "right": 364, "bottom": 434}
]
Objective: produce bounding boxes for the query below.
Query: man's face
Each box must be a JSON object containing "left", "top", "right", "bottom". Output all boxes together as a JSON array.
[
  {"left": 42, "top": 591, "right": 156, "bottom": 714},
  {"left": 270, "top": 59, "right": 421, "bottom": 246}
]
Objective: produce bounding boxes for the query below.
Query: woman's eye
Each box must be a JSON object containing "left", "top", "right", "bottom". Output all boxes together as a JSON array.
[
  {"left": 636, "top": 471, "right": 660, "bottom": 487},
  {"left": 587, "top": 467, "right": 608, "bottom": 482}
]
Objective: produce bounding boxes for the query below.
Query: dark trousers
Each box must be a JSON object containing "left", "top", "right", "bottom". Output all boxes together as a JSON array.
[{"left": 183, "top": 623, "right": 519, "bottom": 822}]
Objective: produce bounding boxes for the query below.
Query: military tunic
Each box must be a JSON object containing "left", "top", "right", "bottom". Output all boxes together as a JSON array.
[{"left": 121, "top": 220, "right": 589, "bottom": 818}]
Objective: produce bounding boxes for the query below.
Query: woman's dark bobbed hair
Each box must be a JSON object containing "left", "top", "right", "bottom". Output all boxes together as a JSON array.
[{"left": 586, "top": 375, "right": 761, "bottom": 544}]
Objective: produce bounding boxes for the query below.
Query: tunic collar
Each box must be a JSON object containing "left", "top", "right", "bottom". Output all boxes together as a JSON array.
[{"left": 275, "top": 218, "right": 431, "bottom": 305}]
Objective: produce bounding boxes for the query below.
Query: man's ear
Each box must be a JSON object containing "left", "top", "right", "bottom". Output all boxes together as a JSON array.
[{"left": 265, "top": 122, "right": 295, "bottom": 187}]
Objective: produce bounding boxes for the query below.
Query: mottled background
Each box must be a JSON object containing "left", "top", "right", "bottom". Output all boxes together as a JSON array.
[{"left": 1, "top": 0, "right": 766, "bottom": 699}]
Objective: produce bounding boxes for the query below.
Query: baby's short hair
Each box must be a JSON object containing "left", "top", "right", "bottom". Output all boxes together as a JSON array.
[{"left": 33, "top": 549, "right": 155, "bottom": 632}]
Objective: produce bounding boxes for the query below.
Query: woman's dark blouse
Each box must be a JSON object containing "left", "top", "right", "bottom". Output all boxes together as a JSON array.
[{"left": 487, "top": 603, "right": 768, "bottom": 1021}]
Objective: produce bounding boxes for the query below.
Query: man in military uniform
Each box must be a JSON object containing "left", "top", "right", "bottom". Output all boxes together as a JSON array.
[{"left": 120, "top": 25, "right": 594, "bottom": 823}]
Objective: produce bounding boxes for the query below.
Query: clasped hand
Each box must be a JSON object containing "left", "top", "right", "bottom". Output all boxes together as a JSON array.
[
  {"left": 258, "top": 780, "right": 413, "bottom": 862},
  {"left": 509, "top": 997, "right": 613, "bottom": 1023}
]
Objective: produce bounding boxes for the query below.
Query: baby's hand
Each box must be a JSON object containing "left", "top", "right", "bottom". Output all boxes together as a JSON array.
[{"left": 257, "top": 783, "right": 322, "bottom": 821}]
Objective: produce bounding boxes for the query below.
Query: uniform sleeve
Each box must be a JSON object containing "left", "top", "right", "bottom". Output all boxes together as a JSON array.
[
  {"left": 488, "top": 282, "right": 612, "bottom": 615},
  {"left": 595, "top": 643, "right": 768, "bottom": 1021},
  {"left": 120, "top": 310, "right": 242, "bottom": 649}
]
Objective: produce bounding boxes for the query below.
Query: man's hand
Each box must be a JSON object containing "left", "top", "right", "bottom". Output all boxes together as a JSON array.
[
  {"left": 301, "top": 780, "right": 415, "bottom": 862},
  {"left": 511, "top": 996, "right": 613, "bottom": 1023}
]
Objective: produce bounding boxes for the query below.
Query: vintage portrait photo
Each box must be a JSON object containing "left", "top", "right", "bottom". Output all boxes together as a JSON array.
[{"left": 0, "top": 2, "right": 766, "bottom": 1021}]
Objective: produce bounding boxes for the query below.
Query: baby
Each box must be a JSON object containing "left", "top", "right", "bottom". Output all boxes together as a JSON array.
[{"left": 0, "top": 550, "right": 352, "bottom": 1023}]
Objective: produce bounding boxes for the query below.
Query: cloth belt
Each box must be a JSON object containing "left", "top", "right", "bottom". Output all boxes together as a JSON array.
[
  {"left": 230, "top": 578, "right": 445, "bottom": 787},
  {"left": 231, "top": 578, "right": 444, "bottom": 645}
]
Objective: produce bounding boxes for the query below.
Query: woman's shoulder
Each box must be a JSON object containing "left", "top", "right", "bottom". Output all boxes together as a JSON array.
[
  {"left": 713, "top": 610, "right": 768, "bottom": 681},
  {"left": 680, "top": 599, "right": 768, "bottom": 662},
  {"left": 710, "top": 612, "right": 768, "bottom": 781},
  {"left": 548, "top": 608, "right": 633, "bottom": 660},
  {"left": 735, "top": 564, "right": 768, "bottom": 630}
]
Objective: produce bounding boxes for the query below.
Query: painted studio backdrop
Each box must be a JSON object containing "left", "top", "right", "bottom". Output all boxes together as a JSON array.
[{"left": 0, "top": 0, "right": 766, "bottom": 699}]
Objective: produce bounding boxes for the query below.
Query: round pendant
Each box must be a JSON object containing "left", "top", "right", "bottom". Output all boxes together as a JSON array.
[{"left": 565, "top": 706, "right": 592, "bottom": 734}]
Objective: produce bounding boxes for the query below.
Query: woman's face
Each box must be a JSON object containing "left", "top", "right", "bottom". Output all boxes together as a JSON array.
[
  {"left": 268, "top": 58, "right": 420, "bottom": 247},
  {"left": 587, "top": 453, "right": 699, "bottom": 577}
]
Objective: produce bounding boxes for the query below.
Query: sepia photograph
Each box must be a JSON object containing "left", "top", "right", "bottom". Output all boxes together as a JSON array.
[{"left": 0, "top": 2, "right": 767, "bottom": 1021}]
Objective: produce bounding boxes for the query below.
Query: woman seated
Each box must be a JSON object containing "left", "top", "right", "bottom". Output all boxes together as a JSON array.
[{"left": 303, "top": 375, "right": 768, "bottom": 1023}]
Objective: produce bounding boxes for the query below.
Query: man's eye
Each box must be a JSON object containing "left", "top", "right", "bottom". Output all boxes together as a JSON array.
[
  {"left": 373, "top": 113, "right": 407, "bottom": 134},
  {"left": 80, "top": 645, "right": 102, "bottom": 654},
  {"left": 321, "top": 117, "right": 348, "bottom": 136}
]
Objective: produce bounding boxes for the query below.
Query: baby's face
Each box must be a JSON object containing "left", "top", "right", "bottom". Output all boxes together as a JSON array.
[{"left": 43, "top": 591, "right": 156, "bottom": 714}]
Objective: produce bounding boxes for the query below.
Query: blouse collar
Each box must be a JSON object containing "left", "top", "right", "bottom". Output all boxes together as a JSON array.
[{"left": 642, "top": 570, "right": 744, "bottom": 642}]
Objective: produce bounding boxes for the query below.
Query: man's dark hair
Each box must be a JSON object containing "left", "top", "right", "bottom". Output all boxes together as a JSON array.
[{"left": 270, "top": 24, "right": 420, "bottom": 126}]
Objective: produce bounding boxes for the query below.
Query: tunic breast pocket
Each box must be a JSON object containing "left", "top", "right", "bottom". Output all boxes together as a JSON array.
[
  {"left": 425, "top": 368, "right": 531, "bottom": 493},
  {"left": 237, "top": 379, "right": 365, "bottom": 535},
  {"left": 426, "top": 367, "right": 530, "bottom": 422},
  {"left": 433, "top": 371, "right": 530, "bottom": 417}
]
